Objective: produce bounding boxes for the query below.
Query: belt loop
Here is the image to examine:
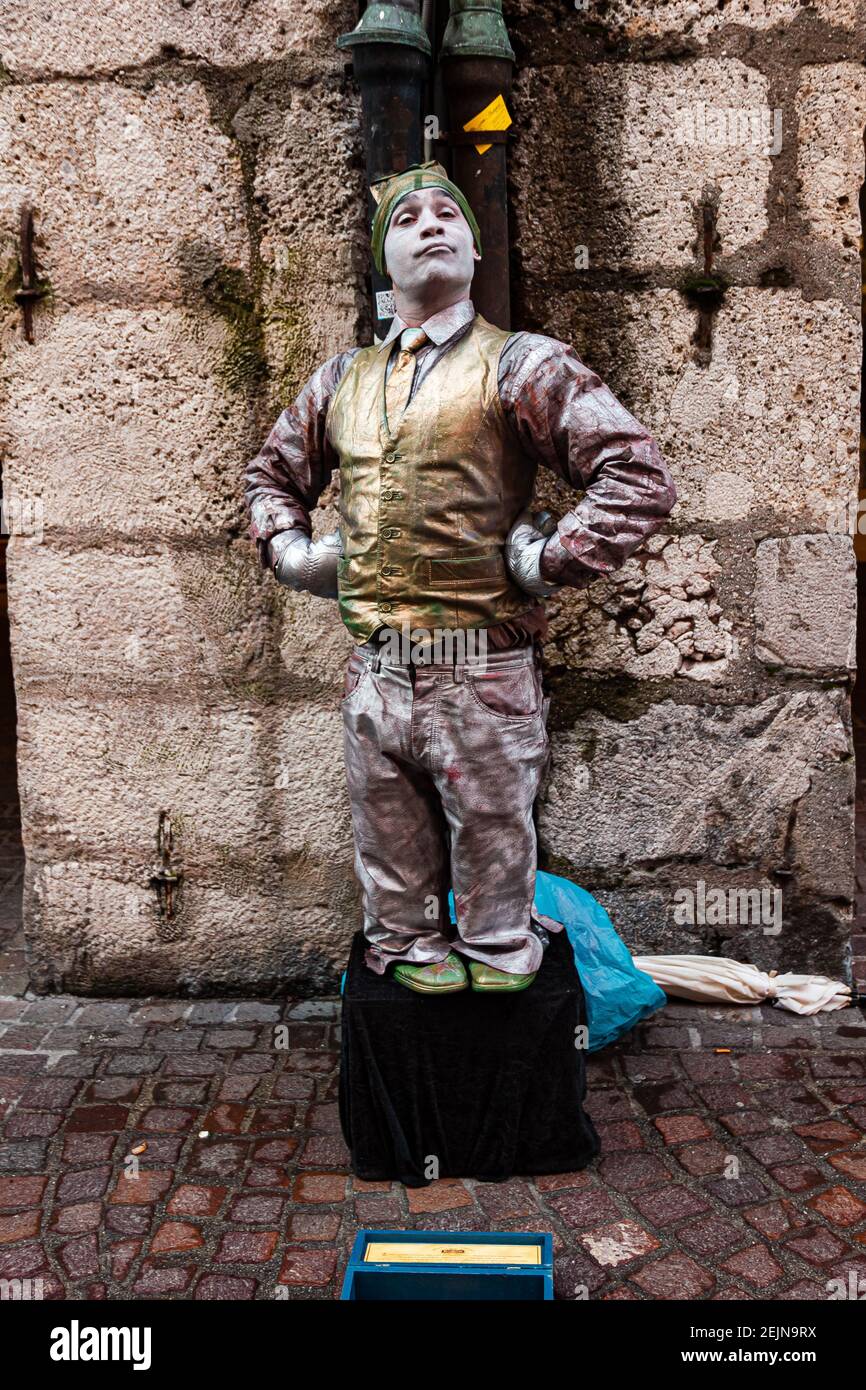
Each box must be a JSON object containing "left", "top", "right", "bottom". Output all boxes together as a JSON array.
[
  {"left": 369, "top": 650, "right": 382, "bottom": 673},
  {"left": 453, "top": 662, "right": 464, "bottom": 683}
]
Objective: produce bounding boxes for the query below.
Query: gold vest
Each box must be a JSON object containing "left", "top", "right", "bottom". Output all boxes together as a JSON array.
[{"left": 326, "top": 313, "right": 537, "bottom": 641}]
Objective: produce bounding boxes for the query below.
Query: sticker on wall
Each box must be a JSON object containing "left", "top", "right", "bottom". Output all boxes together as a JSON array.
[
  {"left": 376, "top": 289, "right": 396, "bottom": 319},
  {"left": 463, "top": 93, "right": 512, "bottom": 155}
]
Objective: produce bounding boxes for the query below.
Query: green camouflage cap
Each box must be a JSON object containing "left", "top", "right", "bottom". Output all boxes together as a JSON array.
[{"left": 370, "top": 160, "right": 482, "bottom": 276}]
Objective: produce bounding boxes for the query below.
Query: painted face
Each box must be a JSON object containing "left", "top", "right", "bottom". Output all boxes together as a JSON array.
[{"left": 383, "top": 186, "right": 480, "bottom": 295}]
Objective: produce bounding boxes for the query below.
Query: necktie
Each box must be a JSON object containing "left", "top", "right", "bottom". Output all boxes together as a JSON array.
[{"left": 384, "top": 327, "right": 428, "bottom": 426}]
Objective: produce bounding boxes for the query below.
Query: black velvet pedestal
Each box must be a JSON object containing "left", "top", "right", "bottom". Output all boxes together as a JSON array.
[{"left": 338, "top": 930, "right": 602, "bottom": 1187}]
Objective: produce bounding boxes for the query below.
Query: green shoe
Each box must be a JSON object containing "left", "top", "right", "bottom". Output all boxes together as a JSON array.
[
  {"left": 468, "top": 960, "right": 537, "bottom": 993},
  {"left": 393, "top": 952, "right": 468, "bottom": 995}
]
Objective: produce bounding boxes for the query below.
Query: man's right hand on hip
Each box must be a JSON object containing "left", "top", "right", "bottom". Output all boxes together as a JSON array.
[{"left": 267, "top": 529, "right": 342, "bottom": 600}]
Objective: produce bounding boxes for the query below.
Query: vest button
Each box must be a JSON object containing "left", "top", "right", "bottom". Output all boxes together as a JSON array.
[
  {"left": 380, "top": 565, "right": 393, "bottom": 576},
  {"left": 381, "top": 528, "right": 400, "bottom": 539},
  {"left": 381, "top": 490, "right": 393, "bottom": 501},
  {"left": 384, "top": 452, "right": 397, "bottom": 463},
  {"left": 379, "top": 602, "right": 393, "bottom": 613}
]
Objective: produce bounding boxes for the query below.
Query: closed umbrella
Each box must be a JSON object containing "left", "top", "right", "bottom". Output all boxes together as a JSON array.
[{"left": 631, "top": 954, "right": 853, "bottom": 1016}]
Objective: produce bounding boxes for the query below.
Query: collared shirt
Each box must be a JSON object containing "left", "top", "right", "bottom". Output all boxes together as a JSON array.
[
  {"left": 381, "top": 298, "right": 477, "bottom": 404},
  {"left": 244, "top": 300, "right": 677, "bottom": 630}
]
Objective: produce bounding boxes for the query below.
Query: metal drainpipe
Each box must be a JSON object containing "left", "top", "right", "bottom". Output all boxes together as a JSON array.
[
  {"left": 337, "top": 2, "right": 432, "bottom": 341},
  {"left": 422, "top": 0, "right": 436, "bottom": 162},
  {"left": 439, "top": 0, "right": 515, "bottom": 330}
]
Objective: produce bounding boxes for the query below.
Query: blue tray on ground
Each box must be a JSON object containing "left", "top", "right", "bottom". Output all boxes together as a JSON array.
[{"left": 340, "top": 1228, "right": 553, "bottom": 1301}]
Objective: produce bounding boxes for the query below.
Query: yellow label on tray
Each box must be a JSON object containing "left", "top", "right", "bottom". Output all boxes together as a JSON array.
[
  {"left": 364, "top": 1241, "right": 539, "bottom": 1265},
  {"left": 463, "top": 93, "right": 512, "bottom": 155}
]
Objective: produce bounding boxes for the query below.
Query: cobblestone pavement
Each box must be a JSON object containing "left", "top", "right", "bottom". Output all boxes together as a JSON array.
[{"left": 1, "top": 952, "right": 866, "bottom": 1301}]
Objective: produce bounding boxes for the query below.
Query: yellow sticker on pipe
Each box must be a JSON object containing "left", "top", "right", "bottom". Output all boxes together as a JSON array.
[{"left": 463, "top": 93, "right": 512, "bottom": 155}]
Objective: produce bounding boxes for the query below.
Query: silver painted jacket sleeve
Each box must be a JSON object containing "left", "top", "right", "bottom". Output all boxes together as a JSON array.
[
  {"left": 498, "top": 333, "right": 677, "bottom": 589},
  {"left": 243, "top": 347, "right": 360, "bottom": 571}
]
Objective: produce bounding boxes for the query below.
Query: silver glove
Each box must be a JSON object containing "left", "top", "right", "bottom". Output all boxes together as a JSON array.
[
  {"left": 268, "top": 528, "right": 343, "bottom": 600},
  {"left": 505, "top": 509, "right": 563, "bottom": 598}
]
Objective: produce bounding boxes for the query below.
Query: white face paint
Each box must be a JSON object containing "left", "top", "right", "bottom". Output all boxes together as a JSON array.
[{"left": 383, "top": 186, "right": 481, "bottom": 302}]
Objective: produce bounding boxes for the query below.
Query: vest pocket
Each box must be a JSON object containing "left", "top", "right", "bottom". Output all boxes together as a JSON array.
[{"left": 424, "top": 553, "right": 506, "bottom": 588}]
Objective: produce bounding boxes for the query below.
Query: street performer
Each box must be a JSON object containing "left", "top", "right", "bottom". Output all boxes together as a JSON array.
[{"left": 244, "top": 161, "right": 676, "bottom": 996}]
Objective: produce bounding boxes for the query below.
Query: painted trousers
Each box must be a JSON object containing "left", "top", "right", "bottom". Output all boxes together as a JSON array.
[{"left": 341, "top": 638, "right": 562, "bottom": 976}]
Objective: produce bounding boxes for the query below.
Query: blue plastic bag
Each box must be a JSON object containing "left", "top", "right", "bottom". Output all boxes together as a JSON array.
[
  {"left": 533, "top": 870, "right": 666, "bottom": 1051},
  {"left": 446, "top": 869, "right": 665, "bottom": 1051}
]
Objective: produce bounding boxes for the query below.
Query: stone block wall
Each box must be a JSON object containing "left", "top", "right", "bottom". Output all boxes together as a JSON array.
[
  {"left": 0, "top": 0, "right": 861, "bottom": 992},
  {"left": 512, "top": 0, "right": 863, "bottom": 973}
]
